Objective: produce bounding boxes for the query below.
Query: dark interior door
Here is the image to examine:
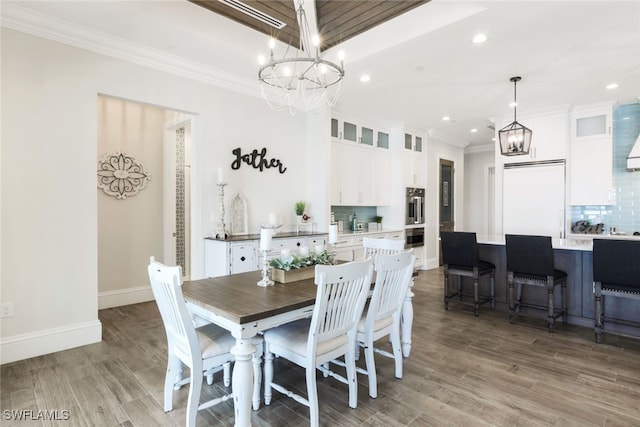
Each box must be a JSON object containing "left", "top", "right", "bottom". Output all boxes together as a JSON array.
[{"left": 439, "top": 159, "right": 454, "bottom": 265}]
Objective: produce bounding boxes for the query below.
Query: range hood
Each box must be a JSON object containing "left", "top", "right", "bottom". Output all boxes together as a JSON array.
[{"left": 627, "top": 134, "right": 640, "bottom": 171}]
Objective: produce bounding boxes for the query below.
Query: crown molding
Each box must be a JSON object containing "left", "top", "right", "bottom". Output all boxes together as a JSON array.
[
  {"left": 1, "top": 3, "right": 260, "bottom": 99},
  {"left": 427, "top": 129, "right": 469, "bottom": 148},
  {"left": 465, "top": 143, "right": 495, "bottom": 154}
]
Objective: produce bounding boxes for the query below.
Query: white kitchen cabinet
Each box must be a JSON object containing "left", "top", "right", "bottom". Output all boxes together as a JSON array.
[
  {"left": 403, "top": 151, "right": 425, "bottom": 187},
  {"left": 332, "top": 141, "right": 388, "bottom": 206},
  {"left": 332, "top": 230, "right": 405, "bottom": 262},
  {"left": 571, "top": 103, "right": 614, "bottom": 142},
  {"left": 501, "top": 110, "right": 568, "bottom": 164},
  {"left": 205, "top": 239, "right": 258, "bottom": 277},
  {"left": 570, "top": 136, "right": 613, "bottom": 205}
]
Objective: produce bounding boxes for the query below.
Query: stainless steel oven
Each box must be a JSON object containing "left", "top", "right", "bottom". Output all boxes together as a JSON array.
[
  {"left": 405, "top": 227, "right": 425, "bottom": 248},
  {"left": 406, "top": 187, "right": 425, "bottom": 225}
]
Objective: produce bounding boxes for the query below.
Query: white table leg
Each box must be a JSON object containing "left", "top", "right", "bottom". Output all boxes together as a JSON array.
[
  {"left": 401, "top": 280, "right": 414, "bottom": 357},
  {"left": 230, "top": 339, "right": 256, "bottom": 427}
]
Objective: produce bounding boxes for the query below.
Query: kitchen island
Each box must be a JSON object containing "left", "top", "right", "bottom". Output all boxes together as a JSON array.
[{"left": 466, "top": 235, "right": 640, "bottom": 337}]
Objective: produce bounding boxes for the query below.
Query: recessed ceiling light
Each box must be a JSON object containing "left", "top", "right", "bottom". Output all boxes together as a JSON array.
[
  {"left": 442, "top": 116, "right": 451, "bottom": 121},
  {"left": 492, "top": 137, "right": 496, "bottom": 142},
  {"left": 470, "top": 128, "right": 478, "bottom": 133},
  {"left": 606, "top": 83, "right": 619, "bottom": 90},
  {"left": 472, "top": 34, "right": 487, "bottom": 44},
  {"left": 509, "top": 102, "right": 518, "bottom": 108},
  {"left": 360, "top": 74, "right": 371, "bottom": 83}
]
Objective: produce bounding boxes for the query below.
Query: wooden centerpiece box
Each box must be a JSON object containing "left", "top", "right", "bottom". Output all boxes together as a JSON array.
[{"left": 270, "top": 266, "right": 316, "bottom": 284}]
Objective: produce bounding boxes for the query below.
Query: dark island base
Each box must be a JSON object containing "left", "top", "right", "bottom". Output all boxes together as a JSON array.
[{"left": 448, "top": 244, "right": 640, "bottom": 340}]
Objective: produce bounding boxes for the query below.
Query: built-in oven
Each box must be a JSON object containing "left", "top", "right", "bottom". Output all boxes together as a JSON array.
[
  {"left": 406, "top": 187, "right": 425, "bottom": 225},
  {"left": 405, "top": 226, "right": 425, "bottom": 248}
]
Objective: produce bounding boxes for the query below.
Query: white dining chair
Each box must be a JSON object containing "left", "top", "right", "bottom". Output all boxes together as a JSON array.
[
  {"left": 147, "top": 257, "right": 263, "bottom": 427},
  {"left": 357, "top": 250, "right": 415, "bottom": 398},
  {"left": 362, "top": 237, "right": 405, "bottom": 260},
  {"left": 262, "top": 258, "right": 374, "bottom": 427}
]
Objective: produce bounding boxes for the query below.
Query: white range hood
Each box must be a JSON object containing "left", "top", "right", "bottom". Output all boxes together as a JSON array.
[{"left": 627, "top": 134, "right": 640, "bottom": 171}]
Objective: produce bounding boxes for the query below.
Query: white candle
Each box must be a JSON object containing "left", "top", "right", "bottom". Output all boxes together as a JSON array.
[
  {"left": 329, "top": 224, "right": 338, "bottom": 244},
  {"left": 315, "top": 244, "right": 324, "bottom": 254},
  {"left": 268, "top": 212, "right": 277, "bottom": 225},
  {"left": 299, "top": 246, "right": 310, "bottom": 257},
  {"left": 259, "top": 228, "right": 272, "bottom": 251},
  {"left": 217, "top": 167, "right": 224, "bottom": 184},
  {"left": 280, "top": 248, "right": 291, "bottom": 259}
]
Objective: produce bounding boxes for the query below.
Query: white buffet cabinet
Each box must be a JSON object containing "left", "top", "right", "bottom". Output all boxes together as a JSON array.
[{"left": 204, "top": 233, "right": 328, "bottom": 278}]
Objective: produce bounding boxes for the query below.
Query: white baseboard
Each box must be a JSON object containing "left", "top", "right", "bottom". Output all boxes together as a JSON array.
[
  {"left": 98, "top": 285, "right": 154, "bottom": 309},
  {"left": 425, "top": 257, "right": 441, "bottom": 270},
  {"left": 0, "top": 320, "right": 102, "bottom": 365}
]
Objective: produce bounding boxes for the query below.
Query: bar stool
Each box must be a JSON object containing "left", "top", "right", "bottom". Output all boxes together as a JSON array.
[
  {"left": 593, "top": 238, "right": 640, "bottom": 343},
  {"left": 505, "top": 234, "right": 567, "bottom": 332},
  {"left": 441, "top": 231, "right": 495, "bottom": 316}
]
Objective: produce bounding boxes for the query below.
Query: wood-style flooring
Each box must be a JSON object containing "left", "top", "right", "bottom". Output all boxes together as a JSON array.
[{"left": 2, "top": 268, "right": 640, "bottom": 426}]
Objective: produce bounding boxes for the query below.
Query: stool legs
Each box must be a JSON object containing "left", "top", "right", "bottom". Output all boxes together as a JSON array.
[
  {"left": 508, "top": 272, "right": 515, "bottom": 323},
  {"left": 443, "top": 269, "right": 449, "bottom": 310},
  {"left": 473, "top": 275, "right": 480, "bottom": 317},
  {"left": 547, "top": 284, "right": 555, "bottom": 333},
  {"left": 594, "top": 282, "right": 603, "bottom": 343}
]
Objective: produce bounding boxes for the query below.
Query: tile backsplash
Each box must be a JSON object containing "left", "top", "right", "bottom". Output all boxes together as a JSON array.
[
  {"left": 331, "top": 206, "right": 379, "bottom": 231},
  {"left": 571, "top": 103, "right": 640, "bottom": 233}
]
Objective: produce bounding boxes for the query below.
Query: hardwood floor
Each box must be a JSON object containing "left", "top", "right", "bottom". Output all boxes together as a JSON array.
[{"left": 2, "top": 268, "right": 640, "bottom": 426}]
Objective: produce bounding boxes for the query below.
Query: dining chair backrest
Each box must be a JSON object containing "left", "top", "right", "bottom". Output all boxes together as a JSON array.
[
  {"left": 362, "top": 237, "right": 405, "bottom": 261},
  {"left": 440, "top": 231, "right": 479, "bottom": 267},
  {"left": 367, "top": 250, "right": 415, "bottom": 326},
  {"left": 310, "top": 259, "right": 374, "bottom": 354},
  {"left": 505, "top": 234, "right": 554, "bottom": 277},
  {"left": 593, "top": 239, "right": 640, "bottom": 287},
  {"left": 148, "top": 257, "right": 198, "bottom": 361}
]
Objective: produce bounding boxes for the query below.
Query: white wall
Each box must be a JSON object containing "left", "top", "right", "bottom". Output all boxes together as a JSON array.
[
  {"left": 0, "top": 28, "right": 312, "bottom": 363},
  {"left": 463, "top": 149, "right": 495, "bottom": 234}
]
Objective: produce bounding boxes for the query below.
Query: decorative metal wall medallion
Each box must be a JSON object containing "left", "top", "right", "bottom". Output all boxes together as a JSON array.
[{"left": 97, "top": 152, "right": 150, "bottom": 199}]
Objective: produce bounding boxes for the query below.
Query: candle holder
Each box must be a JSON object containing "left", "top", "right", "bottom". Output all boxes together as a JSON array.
[
  {"left": 329, "top": 243, "right": 337, "bottom": 264},
  {"left": 257, "top": 224, "right": 281, "bottom": 287},
  {"left": 215, "top": 182, "right": 228, "bottom": 240}
]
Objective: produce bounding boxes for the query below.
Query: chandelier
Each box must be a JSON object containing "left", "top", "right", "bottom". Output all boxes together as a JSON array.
[
  {"left": 257, "top": 0, "right": 345, "bottom": 114},
  {"left": 498, "top": 76, "right": 533, "bottom": 156}
]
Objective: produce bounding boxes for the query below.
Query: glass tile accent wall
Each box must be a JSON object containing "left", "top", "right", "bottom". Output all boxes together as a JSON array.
[
  {"left": 571, "top": 103, "right": 640, "bottom": 233},
  {"left": 331, "top": 206, "right": 378, "bottom": 231}
]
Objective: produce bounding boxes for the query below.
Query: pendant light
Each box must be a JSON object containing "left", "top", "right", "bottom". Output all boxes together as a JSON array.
[{"left": 499, "top": 76, "right": 533, "bottom": 156}]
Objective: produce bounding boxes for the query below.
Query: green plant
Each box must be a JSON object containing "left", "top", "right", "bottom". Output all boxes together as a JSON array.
[
  {"left": 295, "top": 200, "right": 305, "bottom": 215},
  {"left": 374, "top": 216, "right": 383, "bottom": 223},
  {"left": 269, "top": 251, "right": 333, "bottom": 271}
]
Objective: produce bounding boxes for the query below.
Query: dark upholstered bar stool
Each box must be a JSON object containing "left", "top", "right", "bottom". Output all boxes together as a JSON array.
[
  {"left": 441, "top": 231, "right": 495, "bottom": 316},
  {"left": 593, "top": 238, "right": 640, "bottom": 343},
  {"left": 505, "top": 234, "right": 567, "bottom": 332}
]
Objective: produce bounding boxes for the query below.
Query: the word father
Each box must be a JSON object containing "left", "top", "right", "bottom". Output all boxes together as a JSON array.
[{"left": 231, "top": 147, "right": 287, "bottom": 174}]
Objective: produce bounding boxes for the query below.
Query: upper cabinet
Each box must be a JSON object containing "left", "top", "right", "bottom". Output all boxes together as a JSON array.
[
  {"left": 569, "top": 102, "right": 616, "bottom": 205},
  {"left": 331, "top": 117, "right": 390, "bottom": 149},
  {"left": 403, "top": 131, "right": 426, "bottom": 187},
  {"left": 571, "top": 102, "right": 614, "bottom": 142},
  {"left": 499, "top": 109, "right": 569, "bottom": 164}
]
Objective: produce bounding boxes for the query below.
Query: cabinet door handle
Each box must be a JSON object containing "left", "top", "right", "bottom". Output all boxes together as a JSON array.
[
  {"left": 296, "top": 242, "right": 301, "bottom": 247},
  {"left": 240, "top": 256, "right": 246, "bottom": 262}
]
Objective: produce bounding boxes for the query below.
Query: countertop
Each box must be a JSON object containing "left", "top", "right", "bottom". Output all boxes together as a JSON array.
[
  {"left": 205, "top": 231, "right": 328, "bottom": 242},
  {"left": 338, "top": 228, "right": 402, "bottom": 236},
  {"left": 477, "top": 233, "right": 640, "bottom": 251}
]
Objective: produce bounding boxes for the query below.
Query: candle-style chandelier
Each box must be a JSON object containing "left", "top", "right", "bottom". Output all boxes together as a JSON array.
[{"left": 257, "top": 0, "right": 345, "bottom": 114}]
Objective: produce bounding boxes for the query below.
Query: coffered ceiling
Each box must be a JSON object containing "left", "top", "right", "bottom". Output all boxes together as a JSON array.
[
  {"left": 2, "top": 0, "right": 638, "bottom": 148},
  {"left": 189, "top": 0, "right": 428, "bottom": 51}
]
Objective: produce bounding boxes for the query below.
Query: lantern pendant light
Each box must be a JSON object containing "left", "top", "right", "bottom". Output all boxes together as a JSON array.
[{"left": 499, "top": 76, "right": 533, "bottom": 156}]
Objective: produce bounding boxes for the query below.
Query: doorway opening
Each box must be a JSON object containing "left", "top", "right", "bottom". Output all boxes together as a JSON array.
[{"left": 439, "top": 158, "right": 454, "bottom": 265}]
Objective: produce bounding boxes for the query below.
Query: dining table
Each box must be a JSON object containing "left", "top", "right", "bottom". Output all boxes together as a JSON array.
[{"left": 181, "top": 267, "right": 415, "bottom": 427}]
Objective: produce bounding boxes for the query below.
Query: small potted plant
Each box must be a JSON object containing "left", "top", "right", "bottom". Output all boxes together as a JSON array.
[
  {"left": 374, "top": 215, "right": 383, "bottom": 231},
  {"left": 295, "top": 201, "right": 305, "bottom": 223}
]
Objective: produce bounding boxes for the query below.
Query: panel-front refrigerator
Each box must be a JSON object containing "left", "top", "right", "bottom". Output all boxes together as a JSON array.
[{"left": 502, "top": 160, "right": 566, "bottom": 238}]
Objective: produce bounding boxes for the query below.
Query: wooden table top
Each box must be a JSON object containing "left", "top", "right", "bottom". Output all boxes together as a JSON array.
[{"left": 182, "top": 271, "right": 318, "bottom": 324}]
